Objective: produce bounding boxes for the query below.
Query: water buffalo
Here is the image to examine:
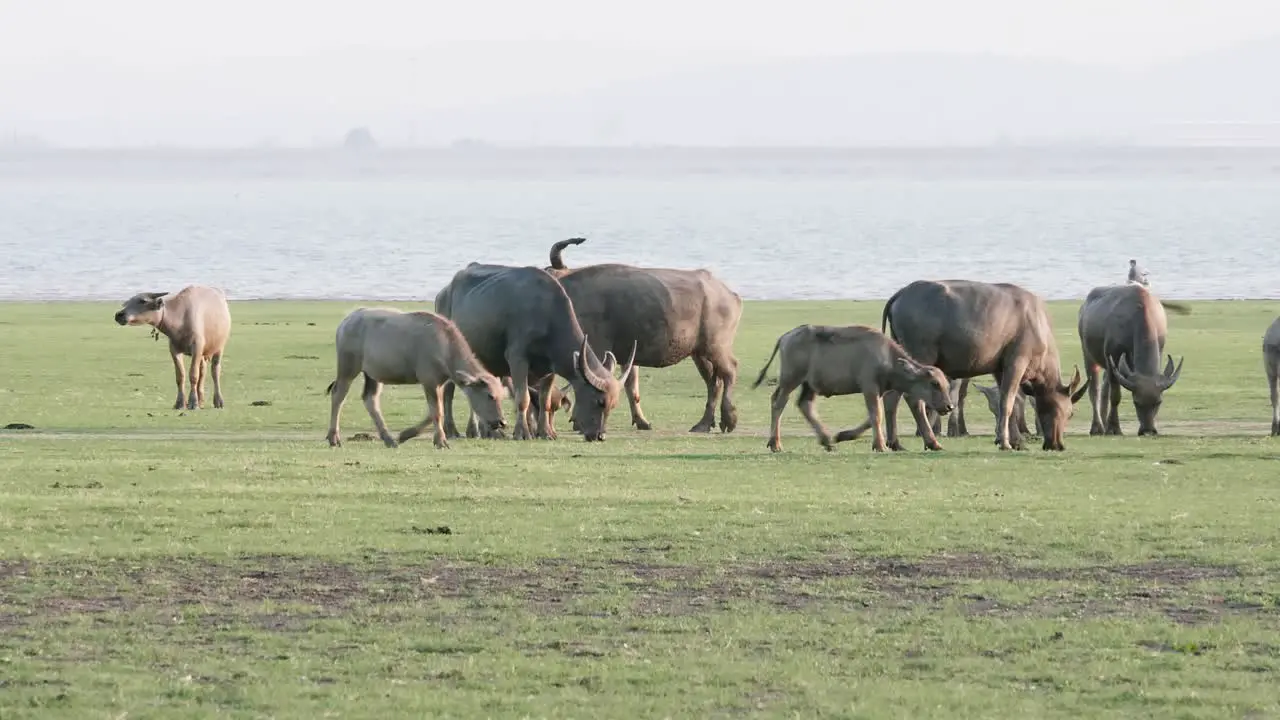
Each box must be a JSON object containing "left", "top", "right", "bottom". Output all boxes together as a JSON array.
[
  {"left": 324, "top": 307, "right": 508, "bottom": 449},
  {"left": 752, "top": 324, "right": 953, "bottom": 453},
  {"left": 881, "top": 279, "right": 1088, "bottom": 451},
  {"left": 1077, "top": 284, "right": 1189, "bottom": 436},
  {"left": 540, "top": 237, "right": 743, "bottom": 434},
  {"left": 922, "top": 378, "right": 1037, "bottom": 439},
  {"left": 433, "top": 262, "right": 635, "bottom": 442},
  {"left": 1265, "top": 316, "right": 1280, "bottom": 436},
  {"left": 114, "top": 285, "right": 232, "bottom": 410},
  {"left": 462, "top": 378, "right": 572, "bottom": 439}
]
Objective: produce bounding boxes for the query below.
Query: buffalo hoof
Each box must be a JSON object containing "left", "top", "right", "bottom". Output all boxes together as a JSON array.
[
  {"left": 433, "top": 436, "right": 450, "bottom": 449},
  {"left": 833, "top": 429, "right": 862, "bottom": 443},
  {"left": 871, "top": 442, "right": 886, "bottom": 452},
  {"left": 173, "top": 399, "right": 185, "bottom": 410},
  {"left": 380, "top": 436, "right": 399, "bottom": 449},
  {"left": 326, "top": 433, "right": 341, "bottom": 447},
  {"left": 1272, "top": 420, "right": 1280, "bottom": 436},
  {"left": 888, "top": 440, "right": 905, "bottom": 452},
  {"left": 766, "top": 439, "right": 783, "bottom": 453},
  {"left": 946, "top": 428, "right": 968, "bottom": 439},
  {"left": 689, "top": 422, "right": 714, "bottom": 433},
  {"left": 187, "top": 395, "right": 199, "bottom": 410},
  {"left": 213, "top": 396, "right": 225, "bottom": 409},
  {"left": 924, "top": 441, "right": 943, "bottom": 452},
  {"left": 633, "top": 418, "right": 653, "bottom": 431},
  {"left": 1089, "top": 425, "right": 1105, "bottom": 436},
  {"left": 719, "top": 412, "right": 738, "bottom": 434},
  {"left": 819, "top": 435, "right": 834, "bottom": 452}
]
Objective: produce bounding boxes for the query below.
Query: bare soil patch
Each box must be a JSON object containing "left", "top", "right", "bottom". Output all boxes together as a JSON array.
[{"left": 0, "top": 552, "right": 1267, "bottom": 631}]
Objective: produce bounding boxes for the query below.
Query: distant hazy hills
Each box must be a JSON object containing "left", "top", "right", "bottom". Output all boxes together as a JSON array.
[
  {"left": 6, "top": 36, "right": 1279, "bottom": 147},
  {"left": 413, "top": 38, "right": 1280, "bottom": 147}
]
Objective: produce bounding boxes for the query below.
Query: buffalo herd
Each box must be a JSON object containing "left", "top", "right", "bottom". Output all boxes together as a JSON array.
[{"left": 113, "top": 240, "right": 1280, "bottom": 451}]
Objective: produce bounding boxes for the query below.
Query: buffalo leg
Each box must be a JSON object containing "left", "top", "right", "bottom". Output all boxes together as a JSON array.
[
  {"left": 1105, "top": 369, "right": 1124, "bottom": 435},
  {"left": 210, "top": 352, "right": 225, "bottom": 409},
  {"left": 360, "top": 374, "right": 398, "bottom": 448},
  {"left": 534, "top": 374, "right": 558, "bottom": 440},
  {"left": 794, "top": 383, "right": 834, "bottom": 451},
  {"left": 947, "top": 378, "right": 969, "bottom": 437},
  {"left": 715, "top": 353, "right": 739, "bottom": 433},
  {"left": 1085, "top": 360, "right": 1106, "bottom": 435},
  {"left": 169, "top": 350, "right": 186, "bottom": 410},
  {"left": 766, "top": 380, "right": 796, "bottom": 452},
  {"left": 994, "top": 360, "right": 1030, "bottom": 451},
  {"left": 441, "top": 382, "right": 463, "bottom": 439},
  {"left": 186, "top": 342, "right": 204, "bottom": 410},
  {"left": 690, "top": 356, "right": 722, "bottom": 433},
  {"left": 506, "top": 356, "right": 535, "bottom": 441},
  {"left": 907, "top": 396, "right": 943, "bottom": 451},
  {"left": 864, "top": 390, "right": 888, "bottom": 452},
  {"left": 881, "top": 390, "right": 907, "bottom": 452},
  {"left": 1267, "top": 350, "right": 1280, "bottom": 436},
  {"left": 399, "top": 383, "right": 449, "bottom": 449},
  {"left": 624, "top": 365, "right": 653, "bottom": 430},
  {"left": 325, "top": 374, "right": 355, "bottom": 447}
]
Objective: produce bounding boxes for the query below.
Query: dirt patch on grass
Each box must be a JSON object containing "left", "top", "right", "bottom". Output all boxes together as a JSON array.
[{"left": 0, "top": 552, "right": 1266, "bottom": 630}]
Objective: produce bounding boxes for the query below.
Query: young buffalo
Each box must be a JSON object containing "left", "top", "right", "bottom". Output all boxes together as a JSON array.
[
  {"left": 753, "top": 324, "right": 953, "bottom": 453},
  {"left": 325, "top": 308, "right": 508, "bottom": 449}
]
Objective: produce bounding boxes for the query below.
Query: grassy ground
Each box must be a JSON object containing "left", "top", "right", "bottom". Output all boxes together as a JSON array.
[{"left": 1, "top": 297, "right": 1279, "bottom": 719}]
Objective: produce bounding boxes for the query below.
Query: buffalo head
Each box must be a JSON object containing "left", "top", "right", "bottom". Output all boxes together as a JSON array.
[
  {"left": 455, "top": 371, "right": 509, "bottom": 433},
  {"left": 568, "top": 336, "right": 636, "bottom": 442},
  {"left": 1023, "top": 366, "right": 1089, "bottom": 451},
  {"left": 114, "top": 291, "right": 169, "bottom": 326},
  {"left": 1107, "top": 353, "right": 1184, "bottom": 436},
  {"left": 895, "top": 358, "right": 954, "bottom": 416}
]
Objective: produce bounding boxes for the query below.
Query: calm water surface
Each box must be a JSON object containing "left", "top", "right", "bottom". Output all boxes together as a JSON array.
[{"left": 2, "top": 148, "right": 1277, "bottom": 302}]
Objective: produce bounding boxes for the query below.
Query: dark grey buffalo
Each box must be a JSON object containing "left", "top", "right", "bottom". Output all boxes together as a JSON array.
[
  {"left": 1265, "top": 316, "right": 1280, "bottom": 436},
  {"left": 433, "top": 263, "right": 635, "bottom": 442},
  {"left": 881, "top": 279, "right": 1088, "bottom": 451},
  {"left": 540, "top": 237, "right": 743, "bottom": 434},
  {"left": 1077, "top": 284, "right": 1189, "bottom": 436}
]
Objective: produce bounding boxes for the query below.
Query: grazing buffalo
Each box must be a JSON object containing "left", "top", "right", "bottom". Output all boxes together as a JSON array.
[
  {"left": 539, "top": 237, "right": 743, "bottom": 434},
  {"left": 114, "top": 285, "right": 232, "bottom": 410},
  {"left": 923, "top": 379, "right": 1038, "bottom": 439},
  {"left": 434, "top": 262, "right": 635, "bottom": 442},
  {"left": 752, "top": 324, "right": 953, "bottom": 453},
  {"left": 463, "top": 378, "right": 572, "bottom": 439},
  {"left": 881, "top": 279, "right": 1088, "bottom": 451},
  {"left": 1265, "top": 316, "right": 1280, "bottom": 436},
  {"left": 1077, "top": 284, "right": 1189, "bottom": 436},
  {"left": 324, "top": 308, "right": 508, "bottom": 449}
]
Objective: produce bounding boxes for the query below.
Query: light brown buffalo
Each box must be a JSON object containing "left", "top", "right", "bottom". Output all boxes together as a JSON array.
[
  {"left": 114, "top": 285, "right": 232, "bottom": 410},
  {"left": 542, "top": 237, "right": 743, "bottom": 434},
  {"left": 882, "top": 279, "right": 1088, "bottom": 451},
  {"left": 463, "top": 377, "right": 572, "bottom": 439},
  {"left": 1264, "top": 316, "right": 1280, "bottom": 436},
  {"left": 752, "top": 324, "right": 954, "bottom": 453},
  {"left": 922, "top": 379, "right": 1038, "bottom": 438},
  {"left": 1077, "top": 284, "right": 1188, "bottom": 436},
  {"left": 324, "top": 307, "right": 508, "bottom": 449}
]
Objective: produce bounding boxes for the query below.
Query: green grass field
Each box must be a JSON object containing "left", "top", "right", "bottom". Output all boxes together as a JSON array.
[{"left": 2, "top": 297, "right": 1279, "bottom": 719}]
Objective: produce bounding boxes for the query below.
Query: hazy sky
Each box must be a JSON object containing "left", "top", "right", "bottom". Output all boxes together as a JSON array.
[{"left": 1, "top": 0, "right": 1277, "bottom": 145}]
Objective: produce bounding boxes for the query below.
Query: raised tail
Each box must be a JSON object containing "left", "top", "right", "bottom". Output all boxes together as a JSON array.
[
  {"left": 751, "top": 336, "right": 785, "bottom": 389},
  {"left": 881, "top": 287, "right": 905, "bottom": 339},
  {"left": 549, "top": 237, "right": 587, "bottom": 270},
  {"left": 1160, "top": 299, "right": 1193, "bottom": 316}
]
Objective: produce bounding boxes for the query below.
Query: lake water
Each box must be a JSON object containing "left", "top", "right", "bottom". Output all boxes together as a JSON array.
[{"left": 2, "top": 147, "right": 1278, "bottom": 302}]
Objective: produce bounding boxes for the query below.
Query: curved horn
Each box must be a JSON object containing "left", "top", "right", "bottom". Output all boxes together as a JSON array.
[
  {"left": 1108, "top": 355, "right": 1138, "bottom": 392},
  {"left": 1161, "top": 354, "right": 1185, "bottom": 389},
  {"left": 576, "top": 335, "right": 609, "bottom": 392},
  {"left": 619, "top": 340, "right": 638, "bottom": 383},
  {"left": 549, "top": 237, "right": 587, "bottom": 270}
]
